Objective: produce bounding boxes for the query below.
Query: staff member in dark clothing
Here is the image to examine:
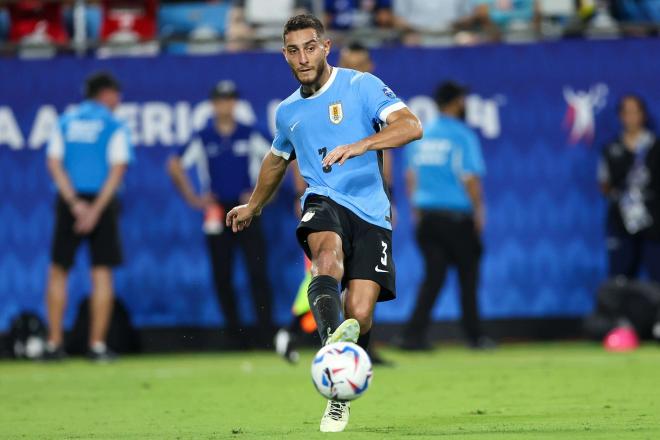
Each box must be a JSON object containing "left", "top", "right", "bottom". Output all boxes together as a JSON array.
[
  {"left": 598, "top": 95, "right": 660, "bottom": 281},
  {"left": 168, "top": 80, "right": 274, "bottom": 347},
  {"left": 398, "top": 81, "right": 494, "bottom": 350}
]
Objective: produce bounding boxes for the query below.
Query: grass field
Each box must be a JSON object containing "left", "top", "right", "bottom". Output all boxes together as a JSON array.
[{"left": 1, "top": 342, "right": 659, "bottom": 439}]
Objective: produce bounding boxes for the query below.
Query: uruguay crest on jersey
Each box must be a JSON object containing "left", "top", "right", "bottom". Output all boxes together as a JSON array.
[{"left": 329, "top": 101, "right": 343, "bottom": 124}]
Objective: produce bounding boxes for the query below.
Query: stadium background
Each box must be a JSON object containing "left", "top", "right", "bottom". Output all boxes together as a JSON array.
[{"left": 3, "top": 38, "right": 658, "bottom": 333}]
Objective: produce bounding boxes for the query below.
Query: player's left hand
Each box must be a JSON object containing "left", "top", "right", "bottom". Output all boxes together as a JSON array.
[
  {"left": 322, "top": 142, "right": 369, "bottom": 167},
  {"left": 74, "top": 205, "right": 102, "bottom": 234},
  {"left": 225, "top": 204, "right": 258, "bottom": 233}
]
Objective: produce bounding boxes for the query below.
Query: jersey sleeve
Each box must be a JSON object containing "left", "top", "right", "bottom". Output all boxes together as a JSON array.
[
  {"left": 356, "top": 72, "right": 407, "bottom": 123},
  {"left": 461, "top": 129, "right": 486, "bottom": 177},
  {"left": 270, "top": 106, "right": 295, "bottom": 161}
]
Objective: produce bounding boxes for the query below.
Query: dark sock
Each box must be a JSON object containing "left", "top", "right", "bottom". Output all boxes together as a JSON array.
[
  {"left": 357, "top": 330, "right": 371, "bottom": 352},
  {"left": 307, "top": 275, "right": 342, "bottom": 345}
]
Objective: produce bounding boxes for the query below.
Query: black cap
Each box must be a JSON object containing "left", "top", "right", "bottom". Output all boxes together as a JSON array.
[
  {"left": 210, "top": 80, "right": 239, "bottom": 100},
  {"left": 435, "top": 81, "right": 469, "bottom": 107},
  {"left": 84, "top": 71, "right": 121, "bottom": 99}
]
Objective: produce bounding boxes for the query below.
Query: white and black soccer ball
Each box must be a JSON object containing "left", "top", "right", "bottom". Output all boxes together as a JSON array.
[{"left": 311, "top": 342, "right": 373, "bottom": 401}]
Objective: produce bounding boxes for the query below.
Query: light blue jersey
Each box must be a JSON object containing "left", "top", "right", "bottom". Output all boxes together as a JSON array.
[
  {"left": 406, "top": 115, "right": 485, "bottom": 212},
  {"left": 47, "top": 101, "right": 133, "bottom": 194},
  {"left": 271, "top": 67, "right": 406, "bottom": 229}
]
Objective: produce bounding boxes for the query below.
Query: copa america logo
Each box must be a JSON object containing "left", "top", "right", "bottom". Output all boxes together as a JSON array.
[{"left": 562, "top": 83, "right": 609, "bottom": 145}]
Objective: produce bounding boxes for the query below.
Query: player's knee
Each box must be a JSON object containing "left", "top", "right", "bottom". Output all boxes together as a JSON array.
[{"left": 312, "top": 249, "right": 344, "bottom": 280}]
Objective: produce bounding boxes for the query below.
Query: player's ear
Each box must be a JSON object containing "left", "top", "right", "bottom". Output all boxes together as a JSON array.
[{"left": 323, "top": 38, "right": 331, "bottom": 56}]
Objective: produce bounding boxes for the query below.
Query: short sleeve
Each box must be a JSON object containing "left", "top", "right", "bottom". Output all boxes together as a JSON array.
[
  {"left": 107, "top": 125, "right": 133, "bottom": 165},
  {"left": 46, "top": 122, "right": 65, "bottom": 160},
  {"left": 356, "top": 72, "right": 406, "bottom": 123},
  {"left": 461, "top": 129, "right": 485, "bottom": 176},
  {"left": 270, "top": 107, "right": 294, "bottom": 161}
]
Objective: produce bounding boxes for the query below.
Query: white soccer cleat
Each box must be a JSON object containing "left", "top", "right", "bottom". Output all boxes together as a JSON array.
[
  {"left": 326, "top": 318, "right": 360, "bottom": 345},
  {"left": 320, "top": 400, "right": 350, "bottom": 432}
]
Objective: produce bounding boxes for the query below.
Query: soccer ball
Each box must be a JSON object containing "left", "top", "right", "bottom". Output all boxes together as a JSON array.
[{"left": 311, "top": 342, "right": 373, "bottom": 401}]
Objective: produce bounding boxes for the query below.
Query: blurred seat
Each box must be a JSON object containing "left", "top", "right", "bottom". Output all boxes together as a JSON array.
[
  {"left": 7, "top": 1, "right": 69, "bottom": 58},
  {"left": 159, "top": 1, "right": 231, "bottom": 54},
  {"left": 98, "top": 0, "right": 159, "bottom": 57}
]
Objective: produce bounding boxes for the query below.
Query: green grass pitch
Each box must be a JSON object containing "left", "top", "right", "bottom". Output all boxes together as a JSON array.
[{"left": 1, "top": 342, "right": 659, "bottom": 439}]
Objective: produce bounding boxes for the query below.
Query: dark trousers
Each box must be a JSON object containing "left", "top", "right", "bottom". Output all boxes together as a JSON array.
[
  {"left": 205, "top": 217, "right": 273, "bottom": 339},
  {"left": 403, "top": 211, "right": 483, "bottom": 343},
  {"left": 608, "top": 230, "right": 660, "bottom": 282}
]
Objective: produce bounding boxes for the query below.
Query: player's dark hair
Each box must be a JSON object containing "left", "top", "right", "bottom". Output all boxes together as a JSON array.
[
  {"left": 84, "top": 71, "right": 121, "bottom": 99},
  {"left": 617, "top": 94, "right": 649, "bottom": 127},
  {"left": 345, "top": 41, "right": 369, "bottom": 53},
  {"left": 283, "top": 14, "right": 325, "bottom": 41}
]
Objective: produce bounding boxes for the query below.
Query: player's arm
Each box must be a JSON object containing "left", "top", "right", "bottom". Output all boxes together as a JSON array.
[
  {"left": 463, "top": 175, "right": 485, "bottom": 234},
  {"left": 322, "top": 107, "right": 422, "bottom": 167},
  {"left": 226, "top": 151, "right": 289, "bottom": 232}
]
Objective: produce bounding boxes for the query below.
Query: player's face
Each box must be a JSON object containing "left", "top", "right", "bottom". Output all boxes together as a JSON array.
[
  {"left": 100, "top": 89, "right": 121, "bottom": 110},
  {"left": 282, "top": 29, "right": 330, "bottom": 86},
  {"left": 619, "top": 97, "right": 645, "bottom": 132},
  {"left": 212, "top": 97, "right": 236, "bottom": 119}
]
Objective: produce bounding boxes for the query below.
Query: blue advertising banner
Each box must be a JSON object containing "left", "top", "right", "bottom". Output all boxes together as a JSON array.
[{"left": 2, "top": 39, "right": 659, "bottom": 331}]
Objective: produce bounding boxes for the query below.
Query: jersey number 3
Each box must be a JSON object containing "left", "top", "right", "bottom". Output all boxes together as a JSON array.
[{"left": 318, "top": 148, "right": 332, "bottom": 173}]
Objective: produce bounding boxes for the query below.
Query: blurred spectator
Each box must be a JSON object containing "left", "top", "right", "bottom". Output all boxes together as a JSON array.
[
  {"left": 398, "top": 81, "right": 494, "bottom": 350},
  {"left": 43, "top": 72, "right": 133, "bottom": 362},
  {"left": 598, "top": 95, "right": 660, "bottom": 282},
  {"left": 100, "top": 0, "right": 158, "bottom": 44},
  {"left": 324, "top": 0, "right": 394, "bottom": 31},
  {"left": 167, "top": 80, "right": 274, "bottom": 348},
  {"left": 393, "top": 0, "right": 472, "bottom": 46},
  {"left": 227, "top": 0, "right": 311, "bottom": 50},
  {"left": 6, "top": 0, "right": 69, "bottom": 45},
  {"left": 456, "top": 0, "right": 540, "bottom": 42}
]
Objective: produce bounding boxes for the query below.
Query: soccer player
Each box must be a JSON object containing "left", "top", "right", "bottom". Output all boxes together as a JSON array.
[
  {"left": 43, "top": 72, "right": 132, "bottom": 362},
  {"left": 226, "top": 14, "right": 422, "bottom": 432}
]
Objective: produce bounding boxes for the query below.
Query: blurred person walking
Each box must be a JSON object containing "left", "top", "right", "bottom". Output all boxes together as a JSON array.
[
  {"left": 168, "top": 80, "right": 274, "bottom": 348},
  {"left": 598, "top": 95, "right": 660, "bottom": 282},
  {"left": 398, "top": 81, "right": 494, "bottom": 350},
  {"left": 43, "top": 72, "right": 132, "bottom": 362}
]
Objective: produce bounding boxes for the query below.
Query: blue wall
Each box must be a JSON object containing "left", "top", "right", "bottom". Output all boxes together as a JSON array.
[{"left": 2, "top": 39, "right": 659, "bottom": 331}]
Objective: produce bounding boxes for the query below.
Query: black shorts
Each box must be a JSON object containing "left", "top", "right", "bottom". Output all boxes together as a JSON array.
[
  {"left": 296, "top": 195, "right": 395, "bottom": 302},
  {"left": 50, "top": 194, "right": 123, "bottom": 269}
]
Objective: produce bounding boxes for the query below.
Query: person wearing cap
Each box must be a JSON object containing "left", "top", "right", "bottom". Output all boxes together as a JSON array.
[
  {"left": 167, "top": 80, "right": 274, "bottom": 348},
  {"left": 42, "top": 71, "right": 133, "bottom": 362},
  {"left": 397, "top": 81, "right": 494, "bottom": 350}
]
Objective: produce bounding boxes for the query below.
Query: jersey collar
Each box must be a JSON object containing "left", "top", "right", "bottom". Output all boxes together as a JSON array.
[{"left": 301, "top": 66, "right": 338, "bottom": 100}]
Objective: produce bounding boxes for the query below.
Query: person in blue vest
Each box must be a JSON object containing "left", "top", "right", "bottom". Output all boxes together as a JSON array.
[
  {"left": 167, "top": 80, "right": 274, "bottom": 348},
  {"left": 43, "top": 72, "right": 133, "bottom": 362},
  {"left": 398, "top": 81, "right": 495, "bottom": 351}
]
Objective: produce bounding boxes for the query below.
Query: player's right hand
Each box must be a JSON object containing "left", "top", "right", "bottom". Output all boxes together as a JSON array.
[{"left": 225, "top": 204, "right": 257, "bottom": 233}]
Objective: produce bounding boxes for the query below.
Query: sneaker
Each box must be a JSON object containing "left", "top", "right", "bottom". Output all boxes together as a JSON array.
[
  {"left": 393, "top": 335, "right": 433, "bottom": 351},
  {"left": 468, "top": 336, "right": 497, "bottom": 350},
  {"left": 40, "top": 343, "right": 67, "bottom": 361},
  {"left": 87, "top": 343, "right": 118, "bottom": 363},
  {"left": 274, "top": 328, "right": 299, "bottom": 364},
  {"left": 326, "top": 319, "right": 360, "bottom": 346},
  {"left": 320, "top": 400, "right": 350, "bottom": 432},
  {"left": 368, "top": 348, "right": 394, "bottom": 367}
]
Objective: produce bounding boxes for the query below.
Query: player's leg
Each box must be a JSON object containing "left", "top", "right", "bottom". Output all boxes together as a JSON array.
[
  {"left": 206, "top": 231, "right": 242, "bottom": 340},
  {"left": 87, "top": 198, "right": 123, "bottom": 361},
  {"left": 344, "top": 279, "right": 380, "bottom": 352},
  {"left": 88, "top": 266, "right": 115, "bottom": 360},
  {"left": 45, "top": 264, "right": 69, "bottom": 352},
  {"left": 43, "top": 196, "right": 80, "bottom": 360},
  {"left": 453, "top": 218, "right": 490, "bottom": 348},
  {"left": 275, "top": 265, "right": 314, "bottom": 363},
  {"left": 400, "top": 214, "right": 449, "bottom": 349},
  {"left": 238, "top": 217, "right": 274, "bottom": 347},
  {"left": 306, "top": 230, "right": 356, "bottom": 345}
]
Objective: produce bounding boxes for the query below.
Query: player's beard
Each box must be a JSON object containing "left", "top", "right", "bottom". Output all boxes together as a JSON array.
[{"left": 294, "top": 58, "right": 326, "bottom": 87}]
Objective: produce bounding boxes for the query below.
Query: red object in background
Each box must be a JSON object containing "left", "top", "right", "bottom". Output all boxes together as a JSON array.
[
  {"left": 8, "top": 1, "right": 69, "bottom": 44},
  {"left": 100, "top": 0, "right": 158, "bottom": 42},
  {"left": 603, "top": 326, "right": 640, "bottom": 352}
]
